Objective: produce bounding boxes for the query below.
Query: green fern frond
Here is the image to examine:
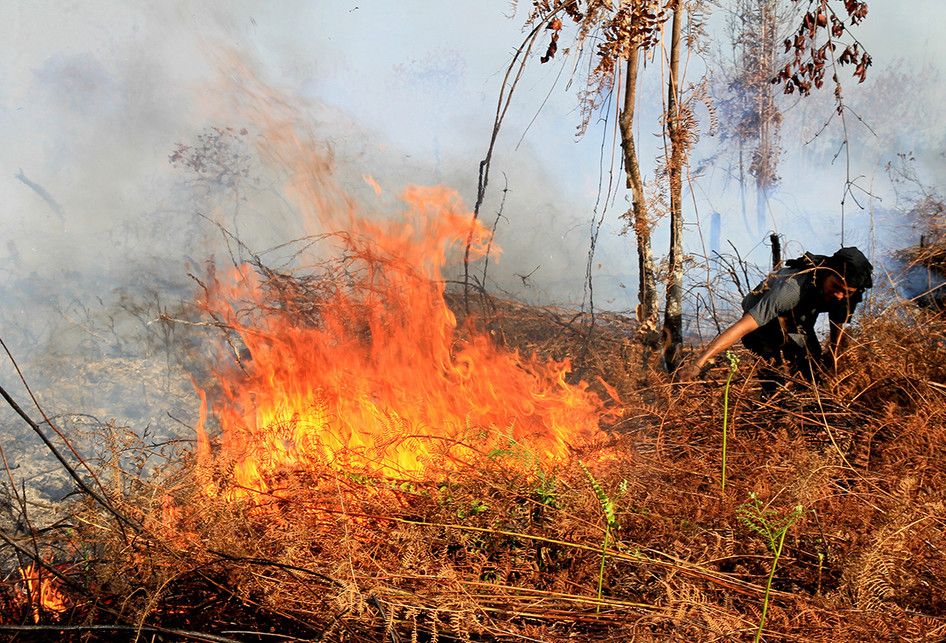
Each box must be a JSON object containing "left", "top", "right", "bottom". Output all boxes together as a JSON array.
[{"left": 579, "top": 461, "right": 618, "bottom": 530}]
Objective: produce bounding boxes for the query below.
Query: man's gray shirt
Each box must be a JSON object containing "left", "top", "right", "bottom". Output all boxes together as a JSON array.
[
  {"left": 742, "top": 267, "right": 808, "bottom": 327},
  {"left": 739, "top": 264, "right": 859, "bottom": 356}
]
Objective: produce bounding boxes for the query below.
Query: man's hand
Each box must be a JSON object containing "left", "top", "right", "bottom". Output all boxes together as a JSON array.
[{"left": 677, "top": 359, "right": 710, "bottom": 382}]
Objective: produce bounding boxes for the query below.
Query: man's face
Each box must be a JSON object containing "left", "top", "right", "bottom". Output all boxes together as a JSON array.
[{"left": 822, "top": 273, "right": 859, "bottom": 303}]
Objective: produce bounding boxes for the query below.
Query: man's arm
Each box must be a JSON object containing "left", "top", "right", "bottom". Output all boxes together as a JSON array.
[{"left": 680, "top": 313, "right": 760, "bottom": 379}]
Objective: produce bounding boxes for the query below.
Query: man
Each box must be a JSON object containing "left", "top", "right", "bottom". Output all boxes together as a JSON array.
[{"left": 682, "top": 246, "right": 873, "bottom": 384}]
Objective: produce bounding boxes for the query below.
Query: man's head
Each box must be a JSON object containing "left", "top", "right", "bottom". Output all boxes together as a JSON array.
[{"left": 821, "top": 246, "right": 873, "bottom": 302}]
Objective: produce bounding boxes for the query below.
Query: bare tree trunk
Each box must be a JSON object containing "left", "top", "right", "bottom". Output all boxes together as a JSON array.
[
  {"left": 731, "top": 1, "right": 751, "bottom": 235},
  {"left": 663, "top": 0, "right": 686, "bottom": 372},
  {"left": 618, "top": 45, "right": 660, "bottom": 357},
  {"left": 754, "top": 0, "right": 778, "bottom": 237}
]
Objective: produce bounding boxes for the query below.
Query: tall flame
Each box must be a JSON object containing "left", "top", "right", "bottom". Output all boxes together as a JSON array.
[
  {"left": 195, "top": 185, "right": 611, "bottom": 496},
  {"left": 193, "top": 72, "right": 612, "bottom": 496}
]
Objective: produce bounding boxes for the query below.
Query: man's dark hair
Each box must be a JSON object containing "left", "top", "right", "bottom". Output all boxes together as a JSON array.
[
  {"left": 825, "top": 246, "right": 873, "bottom": 290},
  {"left": 784, "top": 246, "right": 873, "bottom": 291}
]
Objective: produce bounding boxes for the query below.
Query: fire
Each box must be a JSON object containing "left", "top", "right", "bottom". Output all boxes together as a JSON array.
[
  {"left": 17, "top": 563, "right": 67, "bottom": 622},
  {"left": 191, "top": 79, "right": 613, "bottom": 496},
  {"left": 195, "top": 184, "right": 613, "bottom": 497}
]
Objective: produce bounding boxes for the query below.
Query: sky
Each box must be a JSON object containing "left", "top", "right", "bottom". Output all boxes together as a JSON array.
[{"left": 2, "top": 0, "right": 945, "bottom": 332}]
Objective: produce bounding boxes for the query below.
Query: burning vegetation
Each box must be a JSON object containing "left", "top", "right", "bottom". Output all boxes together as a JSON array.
[
  {"left": 193, "top": 186, "right": 614, "bottom": 497},
  {"left": 1, "top": 126, "right": 945, "bottom": 641},
  {"left": 2, "top": 6, "right": 946, "bottom": 638}
]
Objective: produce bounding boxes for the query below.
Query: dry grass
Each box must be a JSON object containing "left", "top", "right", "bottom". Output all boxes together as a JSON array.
[{"left": 1, "top": 280, "right": 945, "bottom": 642}]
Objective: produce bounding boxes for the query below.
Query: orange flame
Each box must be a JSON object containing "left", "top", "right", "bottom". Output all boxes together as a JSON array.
[
  {"left": 192, "top": 70, "right": 614, "bottom": 496},
  {"left": 195, "top": 186, "right": 613, "bottom": 497},
  {"left": 17, "top": 563, "right": 67, "bottom": 622}
]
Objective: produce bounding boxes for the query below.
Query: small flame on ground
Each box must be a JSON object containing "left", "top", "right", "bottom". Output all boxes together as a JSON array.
[{"left": 17, "top": 563, "right": 67, "bottom": 622}]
